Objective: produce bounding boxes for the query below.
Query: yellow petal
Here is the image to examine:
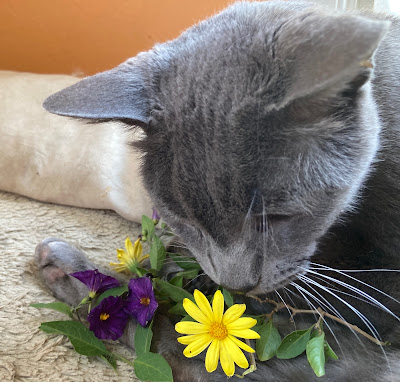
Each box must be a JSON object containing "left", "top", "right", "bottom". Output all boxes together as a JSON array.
[
  {"left": 177, "top": 334, "right": 205, "bottom": 345},
  {"left": 223, "top": 337, "right": 249, "bottom": 369},
  {"left": 125, "top": 237, "right": 134, "bottom": 256},
  {"left": 229, "top": 328, "right": 260, "bottom": 340},
  {"left": 194, "top": 290, "right": 214, "bottom": 322},
  {"left": 139, "top": 253, "right": 150, "bottom": 263},
  {"left": 175, "top": 321, "right": 209, "bottom": 335},
  {"left": 205, "top": 339, "right": 220, "bottom": 373},
  {"left": 116, "top": 249, "right": 127, "bottom": 258},
  {"left": 226, "top": 317, "right": 258, "bottom": 331},
  {"left": 227, "top": 335, "right": 255, "bottom": 353},
  {"left": 222, "top": 304, "right": 246, "bottom": 326},
  {"left": 219, "top": 337, "right": 235, "bottom": 376},
  {"left": 183, "top": 334, "right": 212, "bottom": 358},
  {"left": 133, "top": 238, "right": 143, "bottom": 260},
  {"left": 212, "top": 290, "right": 224, "bottom": 323},
  {"left": 109, "top": 262, "right": 127, "bottom": 272},
  {"left": 183, "top": 298, "right": 212, "bottom": 325}
]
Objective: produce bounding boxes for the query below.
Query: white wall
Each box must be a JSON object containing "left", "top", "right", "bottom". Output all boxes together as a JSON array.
[{"left": 308, "top": 0, "right": 399, "bottom": 12}]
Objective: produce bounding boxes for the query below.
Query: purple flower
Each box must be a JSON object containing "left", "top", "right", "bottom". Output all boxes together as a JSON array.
[
  {"left": 152, "top": 208, "right": 160, "bottom": 224},
  {"left": 87, "top": 296, "right": 129, "bottom": 340},
  {"left": 125, "top": 277, "right": 158, "bottom": 327},
  {"left": 70, "top": 269, "right": 120, "bottom": 298}
]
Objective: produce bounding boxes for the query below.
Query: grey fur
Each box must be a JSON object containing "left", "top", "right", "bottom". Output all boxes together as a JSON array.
[{"left": 41, "top": 1, "right": 400, "bottom": 381}]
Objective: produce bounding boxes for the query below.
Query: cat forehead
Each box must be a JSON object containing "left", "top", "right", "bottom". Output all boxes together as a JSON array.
[{"left": 154, "top": 3, "right": 299, "bottom": 100}]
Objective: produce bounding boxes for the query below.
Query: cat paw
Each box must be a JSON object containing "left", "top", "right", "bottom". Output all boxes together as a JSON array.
[{"left": 35, "top": 237, "right": 96, "bottom": 306}]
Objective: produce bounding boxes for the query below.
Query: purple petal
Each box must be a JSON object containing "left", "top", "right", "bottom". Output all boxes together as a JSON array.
[
  {"left": 70, "top": 269, "right": 96, "bottom": 290},
  {"left": 94, "top": 273, "right": 121, "bottom": 295},
  {"left": 125, "top": 301, "right": 156, "bottom": 327},
  {"left": 152, "top": 208, "right": 160, "bottom": 221},
  {"left": 127, "top": 277, "right": 154, "bottom": 298},
  {"left": 136, "top": 307, "right": 152, "bottom": 327},
  {"left": 70, "top": 269, "right": 120, "bottom": 295},
  {"left": 125, "top": 277, "right": 158, "bottom": 326},
  {"left": 149, "top": 299, "right": 158, "bottom": 314},
  {"left": 87, "top": 296, "right": 129, "bottom": 340}
]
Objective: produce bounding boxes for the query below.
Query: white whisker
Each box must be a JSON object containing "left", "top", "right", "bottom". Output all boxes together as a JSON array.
[
  {"left": 303, "top": 272, "right": 386, "bottom": 309},
  {"left": 309, "top": 266, "right": 400, "bottom": 273},
  {"left": 183, "top": 272, "right": 205, "bottom": 289},
  {"left": 309, "top": 262, "right": 400, "bottom": 306},
  {"left": 298, "top": 272, "right": 393, "bottom": 379},
  {"left": 290, "top": 281, "right": 319, "bottom": 322},
  {"left": 304, "top": 267, "right": 400, "bottom": 322},
  {"left": 292, "top": 279, "right": 344, "bottom": 352},
  {"left": 275, "top": 290, "right": 296, "bottom": 324},
  {"left": 297, "top": 275, "right": 350, "bottom": 324},
  {"left": 298, "top": 274, "right": 384, "bottom": 343},
  {"left": 283, "top": 286, "right": 299, "bottom": 309}
]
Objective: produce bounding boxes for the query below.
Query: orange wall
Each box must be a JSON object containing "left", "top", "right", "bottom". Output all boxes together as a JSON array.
[{"left": 0, "top": 0, "right": 240, "bottom": 76}]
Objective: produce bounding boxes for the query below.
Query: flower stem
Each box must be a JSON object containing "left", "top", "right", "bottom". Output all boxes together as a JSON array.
[
  {"left": 249, "top": 296, "right": 389, "bottom": 347},
  {"left": 113, "top": 353, "right": 135, "bottom": 368},
  {"left": 245, "top": 339, "right": 256, "bottom": 370}
]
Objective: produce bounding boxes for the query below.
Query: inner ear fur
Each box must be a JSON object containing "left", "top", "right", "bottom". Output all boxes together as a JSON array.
[{"left": 273, "top": 11, "right": 390, "bottom": 110}]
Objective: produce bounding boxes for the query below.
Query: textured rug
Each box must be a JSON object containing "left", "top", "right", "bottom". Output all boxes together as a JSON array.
[{"left": 0, "top": 190, "right": 141, "bottom": 381}]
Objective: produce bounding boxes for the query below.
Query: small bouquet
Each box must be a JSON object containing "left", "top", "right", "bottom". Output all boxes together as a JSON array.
[{"left": 32, "top": 211, "right": 387, "bottom": 381}]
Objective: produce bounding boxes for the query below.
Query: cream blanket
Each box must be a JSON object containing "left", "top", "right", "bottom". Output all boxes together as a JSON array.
[
  {"left": 0, "top": 71, "right": 151, "bottom": 380},
  {"left": 0, "top": 190, "right": 141, "bottom": 381},
  {"left": 0, "top": 70, "right": 153, "bottom": 222}
]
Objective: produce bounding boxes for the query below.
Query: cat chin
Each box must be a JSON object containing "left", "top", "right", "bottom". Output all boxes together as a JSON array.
[{"left": 247, "top": 259, "right": 310, "bottom": 296}]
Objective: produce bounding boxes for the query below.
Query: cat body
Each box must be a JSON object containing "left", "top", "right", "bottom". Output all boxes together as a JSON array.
[{"left": 17, "top": 1, "right": 400, "bottom": 380}]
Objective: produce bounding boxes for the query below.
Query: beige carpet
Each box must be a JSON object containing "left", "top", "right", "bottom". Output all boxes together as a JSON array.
[{"left": 0, "top": 190, "right": 141, "bottom": 381}]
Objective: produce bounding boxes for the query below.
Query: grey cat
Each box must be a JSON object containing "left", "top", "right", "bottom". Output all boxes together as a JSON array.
[{"left": 35, "top": 1, "right": 400, "bottom": 381}]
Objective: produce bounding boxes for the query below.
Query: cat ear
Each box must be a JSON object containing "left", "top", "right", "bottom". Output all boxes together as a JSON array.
[
  {"left": 275, "top": 12, "right": 390, "bottom": 109},
  {"left": 43, "top": 55, "right": 150, "bottom": 124}
]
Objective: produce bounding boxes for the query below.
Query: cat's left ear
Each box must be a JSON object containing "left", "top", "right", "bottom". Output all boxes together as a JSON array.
[
  {"left": 274, "top": 12, "right": 390, "bottom": 110},
  {"left": 43, "top": 53, "right": 151, "bottom": 124}
]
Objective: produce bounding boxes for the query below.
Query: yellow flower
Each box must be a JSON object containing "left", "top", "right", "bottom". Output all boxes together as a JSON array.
[
  {"left": 110, "top": 237, "right": 149, "bottom": 273},
  {"left": 175, "top": 289, "right": 260, "bottom": 377}
]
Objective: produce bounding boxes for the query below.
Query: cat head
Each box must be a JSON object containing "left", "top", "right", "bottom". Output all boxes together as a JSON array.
[{"left": 43, "top": 1, "right": 389, "bottom": 295}]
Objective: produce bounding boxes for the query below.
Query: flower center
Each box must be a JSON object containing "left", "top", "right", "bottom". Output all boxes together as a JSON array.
[
  {"left": 209, "top": 322, "right": 228, "bottom": 340},
  {"left": 99, "top": 313, "right": 110, "bottom": 321},
  {"left": 140, "top": 297, "right": 151, "bottom": 306}
]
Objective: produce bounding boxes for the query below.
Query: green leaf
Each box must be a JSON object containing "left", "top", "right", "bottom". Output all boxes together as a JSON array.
[
  {"left": 39, "top": 321, "right": 109, "bottom": 357},
  {"left": 324, "top": 340, "right": 339, "bottom": 360},
  {"left": 101, "top": 354, "right": 118, "bottom": 370},
  {"left": 176, "top": 269, "right": 199, "bottom": 279},
  {"left": 222, "top": 288, "right": 234, "bottom": 307},
  {"left": 181, "top": 315, "right": 195, "bottom": 322},
  {"left": 30, "top": 302, "right": 73, "bottom": 318},
  {"left": 142, "top": 215, "right": 155, "bottom": 241},
  {"left": 167, "top": 253, "right": 201, "bottom": 271},
  {"left": 306, "top": 332, "right": 326, "bottom": 377},
  {"left": 256, "top": 319, "right": 282, "bottom": 361},
  {"left": 169, "top": 275, "right": 183, "bottom": 288},
  {"left": 134, "top": 352, "right": 173, "bottom": 382},
  {"left": 138, "top": 267, "right": 158, "bottom": 277},
  {"left": 95, "top": 285, "right": 129, "bottom": 306},
  {"left": 155, "top": 279, "right": 194, "bottom": 303},
  {"left": 168, "top": 302, "right": 187, "bottom": 316},
  {"left": 276, "top": 327, "right": 313, "bottom": 359},
  {"left": 150, "top": 235, "right": 166, "bottom": 271},
  {"left": 135, "top": 322, "right": 154, "bottom": 356}
]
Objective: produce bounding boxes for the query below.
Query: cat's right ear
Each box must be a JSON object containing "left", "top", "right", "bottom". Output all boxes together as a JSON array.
[
  {"left": 43, "top": 53, "right": 151, "bottom": 124},
  {"left": 273, "top": 12, "right": 390, "bottom": 110}
]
